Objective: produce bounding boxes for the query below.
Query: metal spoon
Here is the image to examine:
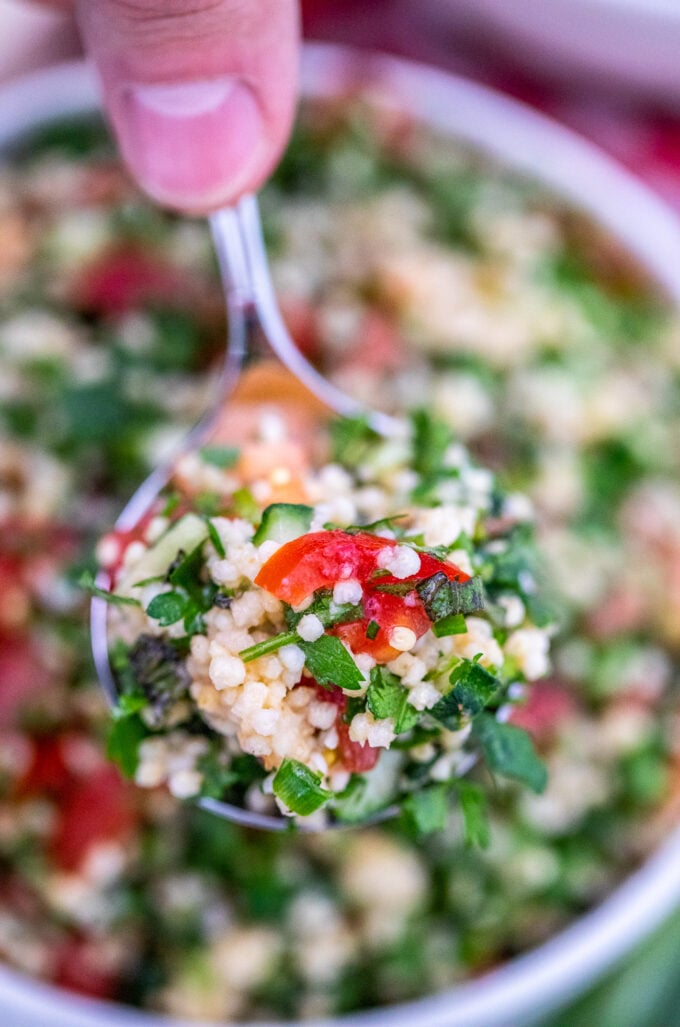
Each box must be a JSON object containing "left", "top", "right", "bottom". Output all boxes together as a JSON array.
[{"left": 91, "top": 194, "right": 400, "bottom": 831}]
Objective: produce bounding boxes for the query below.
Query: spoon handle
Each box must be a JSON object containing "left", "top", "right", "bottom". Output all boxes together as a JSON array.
[{"left": 209, "top": 196, "right": 397, "bottom": 435}]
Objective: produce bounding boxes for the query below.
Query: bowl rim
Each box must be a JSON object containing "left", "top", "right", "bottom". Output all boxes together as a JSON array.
[{"left": 2, "top": 42, "right": 680, "bottom": 1027}]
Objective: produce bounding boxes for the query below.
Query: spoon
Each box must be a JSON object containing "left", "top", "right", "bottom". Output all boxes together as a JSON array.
[{"left": 91, "top": 194, "right": 401, "bottom": 831}]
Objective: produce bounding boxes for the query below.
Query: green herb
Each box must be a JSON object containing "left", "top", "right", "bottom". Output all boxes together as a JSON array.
[
  {"left": 162, "top": 492, "right": 182, "bottom": 518},
  {"left": 432, "top": 612, "right": 467, "bottom": 638},
  {"left": 196, "top": 749, "right": 239, "bottom": 799},
  {"left": 239, "top": 631, "right": 299, "bottom": 663},
  {"left": 366, "top": 666, "right": 420, "bottom": 733},
  {"left": 300, "top": 635, "right": 365, "bottom": 691},
  {"left": 231, "top": 487, "right": 260, "bottom": 523},
  {"left": 272, "top": 758, "right": 330, "bottom": 815},
  {"left": 401, "top": 783, "right": 449, "bottom": 836},
  {"left": 206, "top": 520, "right": 225, "bottom": 558},
  {"left": 345, "top": 514, "right": 408, "bottom": 535},
  {"left": 474, "top": 714, "right": 547, "bottom": 793},
  {"left": 410, "top": 409, "right": 451, "bottom": 481},
  {"left": 456, "top": 780, "right": 490, "bottom": 848},
  {"left": 78, "top": 571, "right": 141, "bottom": 607},
  {"left": 416, "top": 573, "right": 486, "bottom": 622},
  {"left": 199, "top": 445, "right": 240, "bottom": 469},
  {"left": 366, "top": 619, "right": 380, "bottom": 640},
  {"left": 431, "top": 658, "right": 500, "bottom": 726},
  {"left": 146, "top": 591, "right": 188, "bottom": 626},
  {"left": 285, "top": 590, "right": 363, "bottom": 631},
  {"left": 329, "top": 415, "right": 380, "bottom": 468},
  {"left": 107, "top": 713, "right": 148, "bottom": 778}
]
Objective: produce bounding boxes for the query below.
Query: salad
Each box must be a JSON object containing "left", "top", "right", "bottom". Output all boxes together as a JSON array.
[
  {"left": 100, "top": 408, "right": 551, "bottom": 827},
  {"left": 0, "top": 92, "right": 678, "bottom": 1021}
]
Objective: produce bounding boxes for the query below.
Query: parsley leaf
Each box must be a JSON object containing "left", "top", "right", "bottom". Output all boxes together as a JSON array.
[
  {"left": 456, "top": 780, "right": 490, "bottom": 848},
  {"left": 146, "top": 591, "right": 187, "bottom": 626},
  {"left": 432, "top": 612, "right": 467, "bottom": 638},
  {"left": 272, "top": 758, "right": 330, "bottom": 815},
  {"left": 300, "top": 635, "right": 365, "bottom": 691},
  {"left": 366, "top": 666, "right": 420, "bottom": 733},
  {"left": 410, "top": 409, "right": 451, "bottom": 481},
  {"left": 79, "top": 571, "right": 141, "bottom": 607},
  {"left": 430, "top": 658, "right": 500, "bottom": 726},
  {"left": 401, "top": 783, "right": 449, "bottom": 836},
  {"left": 285, "top": 589, "right": 363, "bottom": 631},
  {"left": 240, "top": 631, "right": 299, "bottom": 663},
  {"left": 106, "top": 713, "right": 148, "bottom": 778},
  {"left": 474, "top": 714, "right": 547, "bottom": 793},
  {"left": 199, "top": 445, "right": 240, "bottom": 469}
]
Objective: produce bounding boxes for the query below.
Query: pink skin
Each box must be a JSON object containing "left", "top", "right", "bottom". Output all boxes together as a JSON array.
[{"left": 43, "top": 1, "right": 300, "bottom": 213}]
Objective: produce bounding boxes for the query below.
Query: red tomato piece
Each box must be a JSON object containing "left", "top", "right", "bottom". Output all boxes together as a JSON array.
[
  {"left": 51, "top": 765, "right": 137, "bottom": 872},
  {"left": 509, "top": 680, "right": 577, "bottom": 747},
  {"left": 74, "top": 247, "right": 185, "bottom": 315},
  {"left": 54, "top": 936, "right": 119, "bottom": 1000},
  {"left": 309, "top": 682, "right": 380, "bottom": 773}
]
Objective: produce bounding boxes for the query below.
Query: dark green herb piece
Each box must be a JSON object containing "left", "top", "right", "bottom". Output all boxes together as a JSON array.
[
  {"left": 329, "top": 415, "right": 381, "bottom": 468},
  {"left": 107, "top": 713, "right": 148, "bottom": 778},
  {"left": 366, "top": 666, "right": 420, "bottom": 734},
  {"left": 126, "top": 633, "right": 192, "bottom": 724},
  {"left": 285, "top": 590, "right": 363, "bottom": 631},
  {"left": 79, "top": 571, "right": 141, "bottom": 607},
  {"left": 344, "top": 514, "right": 408, "bottom": 535},
  {"left": 272, "top": 758, "right": 330, "bottom": 815},
  {"left": 474, "top": 714, "right": 547, "bottom": 793},
  {"left": 410, "top": 409, "right": 451, "bottom": 481},
  {"left": 401, "top": 783, "right": 449, "bottom": 836},
  {"left": 416, "top": 573, "right": 486, "bottom": 622},
  {"left": 146, "top": 591, "right": 188, "bottom": 627},
  {"left": 199, "top": 445, "right": 240, "bottom": 469},
  {"left": 430, "top": 658, "right": 500, "bottom": 726},
  {"left": 240, "top": 631, "right": 299, "bottom": 663},
  {"left": 206, "top": 520, "right": 225, "bottom": 558},
  {"left": 300, "top": 635, "right": 365, "bottom": 691},
  {"left": 456, "top": 781, "right": 490, "bottom": 848},
  {"left": 366, "top": 619, "right": 380, "bottom": 640},
  {"left": 432, "top": 612, "right": 467, "bottom": 638}
]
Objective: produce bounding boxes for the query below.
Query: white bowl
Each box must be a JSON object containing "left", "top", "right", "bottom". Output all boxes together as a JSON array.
[{"left": 2, "top": 43, "right": 680, "bottom": 1027}]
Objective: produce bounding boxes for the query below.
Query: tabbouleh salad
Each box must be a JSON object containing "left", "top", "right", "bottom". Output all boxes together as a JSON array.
[
  {"left": 101, "top": 407, "right": 551, "bottom": 827},
  {"left": 1, "top": 92, "right": 680, "bottom": 1021}
]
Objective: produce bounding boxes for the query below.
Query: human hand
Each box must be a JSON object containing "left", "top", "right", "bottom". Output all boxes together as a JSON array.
[{"left": 50, "top": 1, "right": 300, "bottom": 213}]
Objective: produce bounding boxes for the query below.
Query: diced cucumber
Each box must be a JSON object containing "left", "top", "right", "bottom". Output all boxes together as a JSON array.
[
  {"left": 253, "top": 503, "right": 314, "bottom": 546},
  {"left": 117, "top": 514, "right": 208, "bottom": 595}
]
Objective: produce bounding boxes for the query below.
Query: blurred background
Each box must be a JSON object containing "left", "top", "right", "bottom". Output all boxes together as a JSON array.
[{"left": 3, "top": 0, "right": 680, "bottom": 1025}]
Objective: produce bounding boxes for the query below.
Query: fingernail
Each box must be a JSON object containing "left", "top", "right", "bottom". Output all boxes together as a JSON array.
[{"left": 114, "top": 77, "right": 264, "bottom": 209}]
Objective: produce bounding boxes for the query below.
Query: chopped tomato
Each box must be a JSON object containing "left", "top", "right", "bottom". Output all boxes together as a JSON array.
[
  {"left": 73, "top": 247, "right": 186, "bottom": 315},
  {"left": 311, "top": 682, "right": 380, "bottom": 773},
  {"left": 256, "top": 530, "right": 469, "bottom": 661},
  {"left": 509, "top": 680, "right": 577, "bottom": 747},
  {"left": 51, "top": 764, "right": 137, "bottom": 872},
  {"left": 54, "top": 935, "right": 119, "bottom": 1000}
]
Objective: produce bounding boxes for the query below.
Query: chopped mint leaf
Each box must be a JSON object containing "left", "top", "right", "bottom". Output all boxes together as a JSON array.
[
  {"left": 474, "top": 714, "right": 547, "bottom": 793},
  {"left": 107, "top": 712, "right": 148, "bottom": 778},
  {"left": 206, "top": 520, "right": 225, "bottom": 558},
  {"left": 366, "top": 619, "right": 380, "bottom": 640},
  {"left": 300, "top": 635, "right": 365, "bottom": 691},
  {"left": 432, "top": 612, "right": 467, "bottom": 638},
  {"left": 79, "top": 571, "right": 141, "bottom": 607},
  {"left": 416, "top": 572, "right": 486, "bottom": 621},
  {"left": 124, "top": 633, "right": 191, "bottom": 724},
  {"left": 401, "top": 783, "right": 449, "bottom": 836},
  {"left": 240, "top": 631, "right": 299, "bottom": 663},
  {"left": 146, "top": 591, "right": 188, "bottom": 626},
  {"left": 366, "top": 666, "right": 420, "bottom": 733},
  {"left": 272, "top": 758, "right": 330, "bottom": 815},
  {"left": 199, "top": 445, "right": 240, "bottom": 469},
  {"left": 456, "top": 781, "right": 490, "bottom": 848}
]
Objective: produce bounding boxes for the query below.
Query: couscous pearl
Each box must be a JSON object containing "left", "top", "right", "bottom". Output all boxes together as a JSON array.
[
  {"left": 332, "top": 579, "right": 363, "bottom": 605},
  {"left": 297, "top": 614, "right": 325, "bottom": 642},
  {"left": 376, "top": 544, "right": 421, "bottom": 579},
  {"left": 168, "top": 769, "right": 203, "bottom": 799},
  {"left": 209, "top": 654, "right": 246, "bottom": 690},
  {"left": 388, "top": 626, "right": 418, "bottom": 652}
]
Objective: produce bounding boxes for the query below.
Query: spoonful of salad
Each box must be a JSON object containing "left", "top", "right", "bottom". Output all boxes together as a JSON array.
[{"left": 91, "top": 193, "right": 551, "bottom": 833}]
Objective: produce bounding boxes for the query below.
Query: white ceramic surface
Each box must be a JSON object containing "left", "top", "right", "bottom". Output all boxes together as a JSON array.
[{"left": 2, "top": 44, "right": 680, "bottom": 1027}]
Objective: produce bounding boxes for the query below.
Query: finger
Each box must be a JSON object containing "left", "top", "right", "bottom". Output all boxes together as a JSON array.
[{"left": 77, "top": 0, "right": 299, "bottom": 213}]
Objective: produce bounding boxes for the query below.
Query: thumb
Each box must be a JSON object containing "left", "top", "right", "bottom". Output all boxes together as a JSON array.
[{"left": 77, "top": 0, "right": 300, "bottom": 213}]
